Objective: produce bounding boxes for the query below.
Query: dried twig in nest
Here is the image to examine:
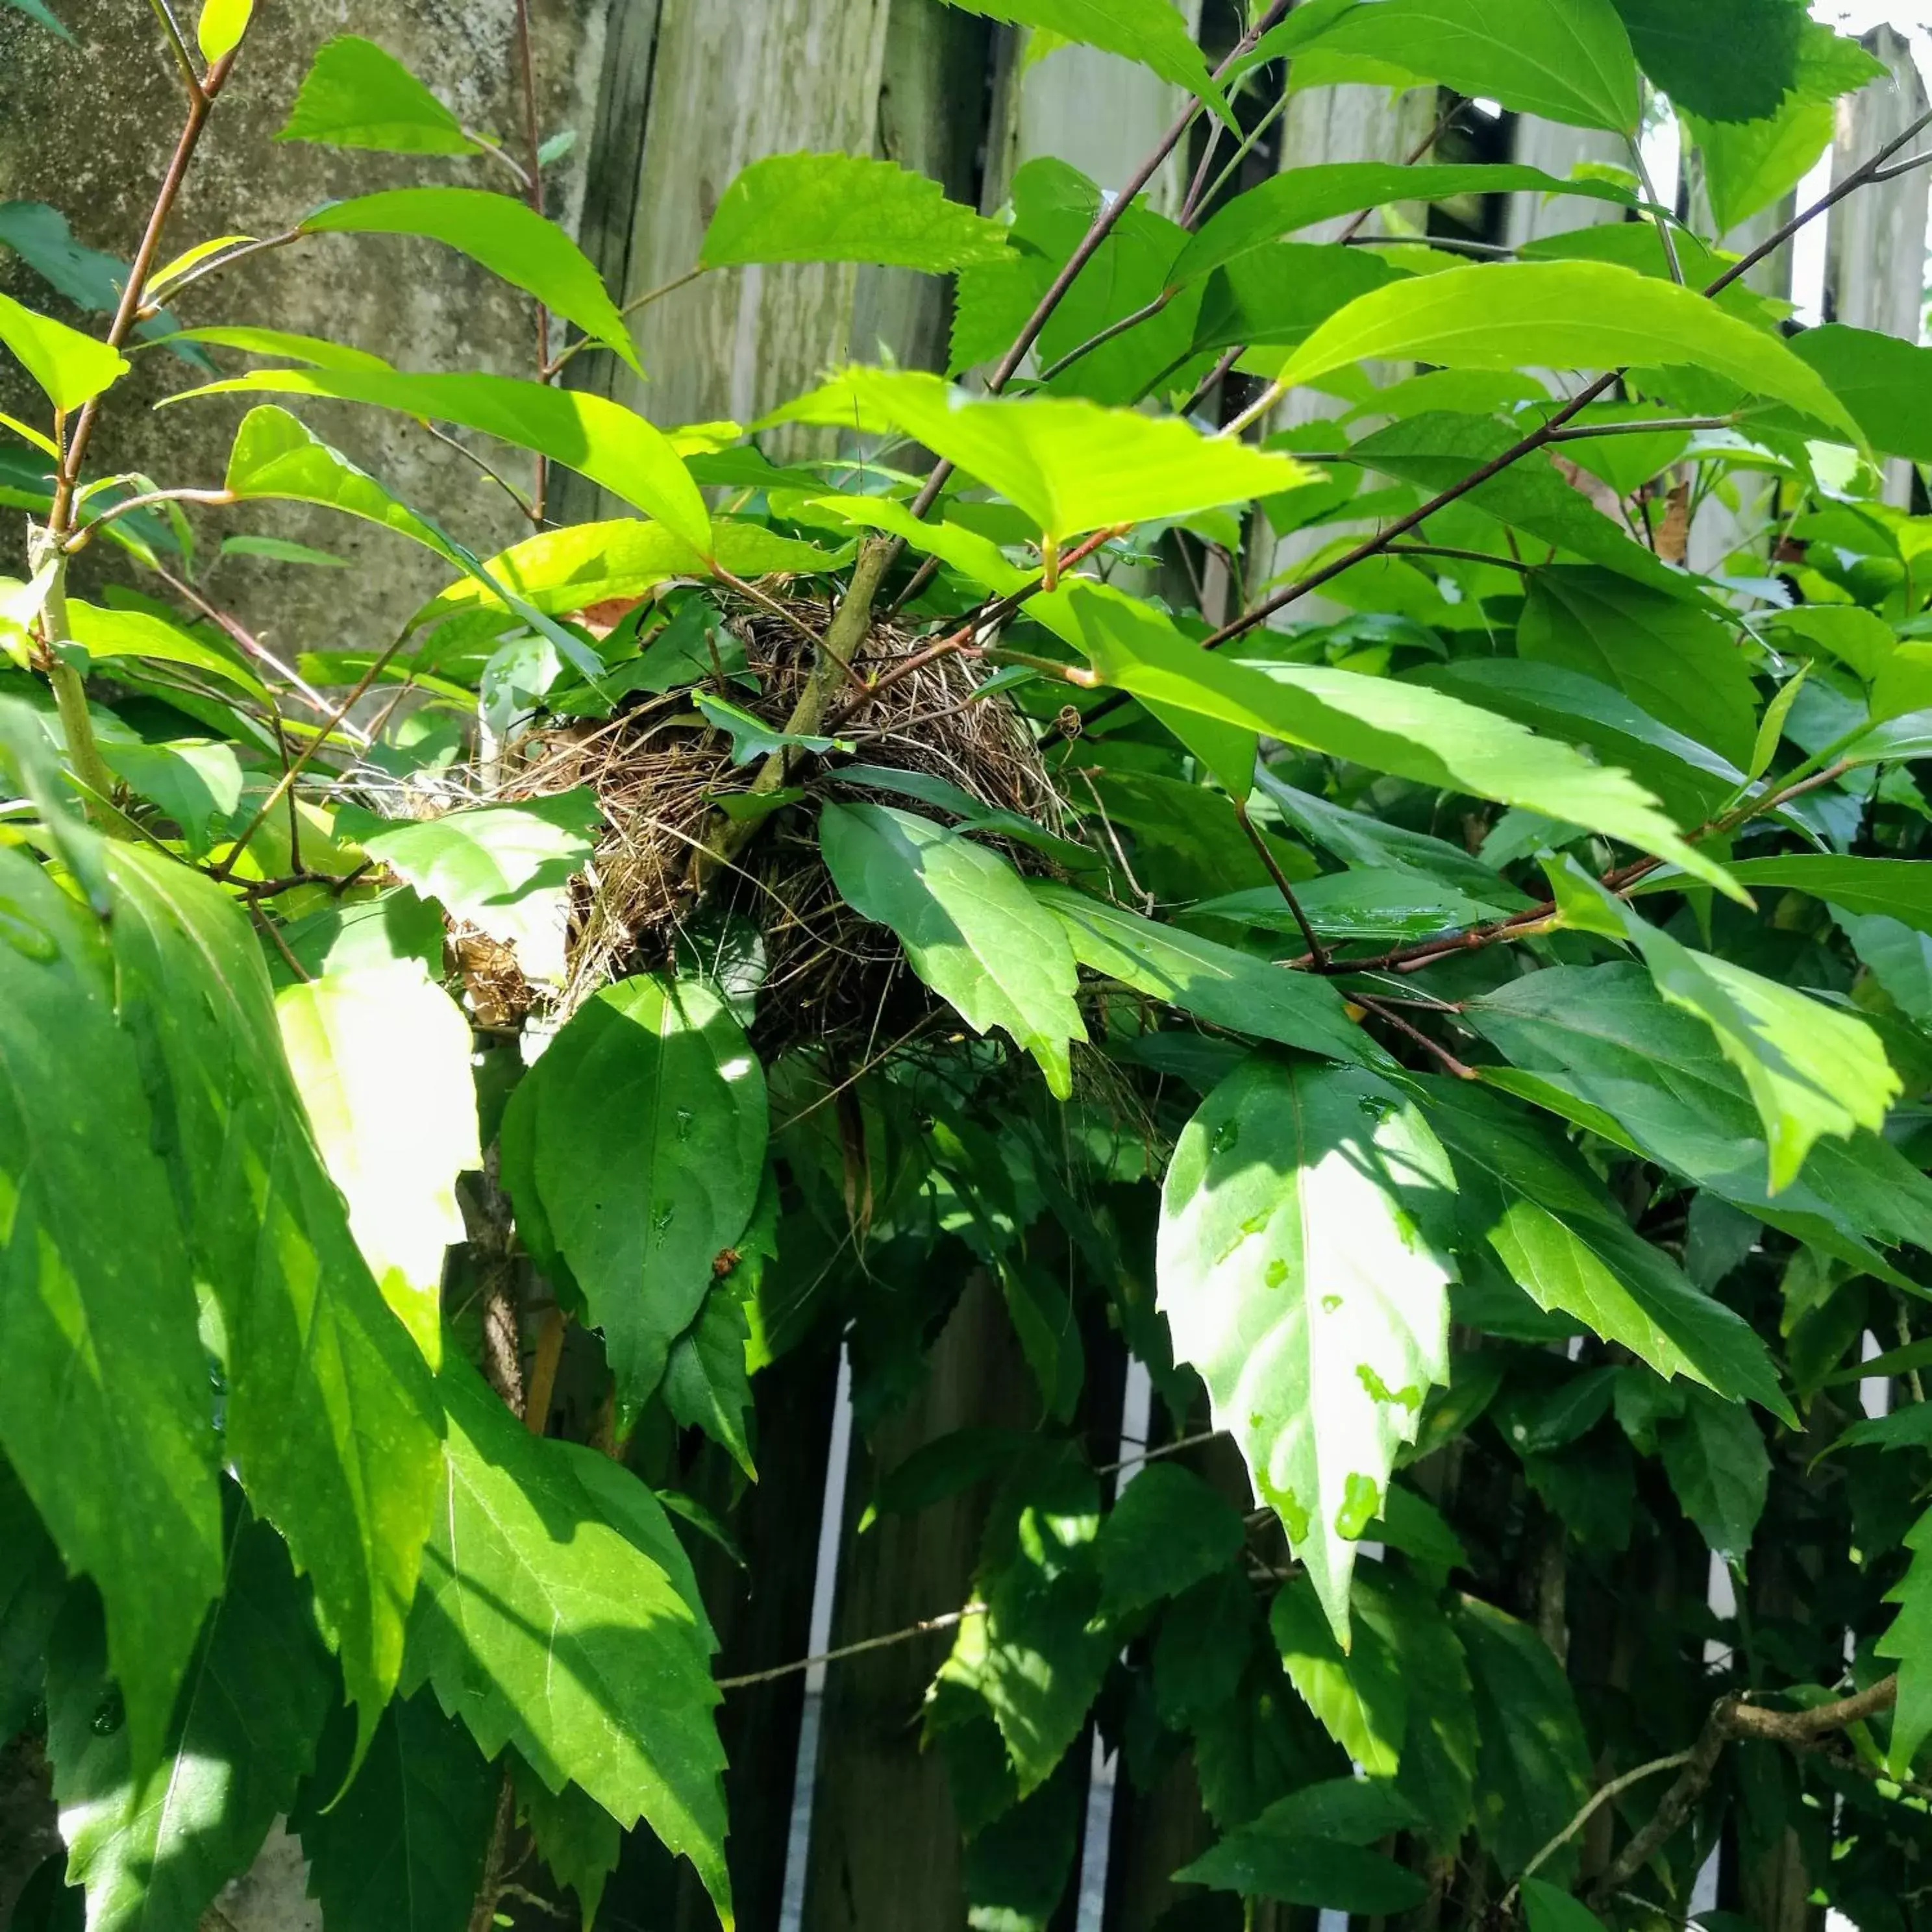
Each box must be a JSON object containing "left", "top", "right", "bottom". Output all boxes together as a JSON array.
[{"left": 485, "top": 591, "right": 1074, "bottom": 1056}]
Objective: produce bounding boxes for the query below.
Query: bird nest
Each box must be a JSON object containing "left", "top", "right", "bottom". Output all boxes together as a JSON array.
[{"left": 478, "top": 592, "right": 1073, "bottom": 1061}]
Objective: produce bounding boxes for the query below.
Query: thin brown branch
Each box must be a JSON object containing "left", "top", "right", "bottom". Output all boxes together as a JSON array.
[
  {"left": 717, "top": 1604, "right": 987, "bottom": 1692},
  {"left": 1233, "top": 797, "right": 1328, "bottom": 963},
  {"left": 1587, "top": 1676, "right": 1898, "bottom": 1909},
  {"left": 1355, "top": 994, "right": 1477, "bottom": 1079}
]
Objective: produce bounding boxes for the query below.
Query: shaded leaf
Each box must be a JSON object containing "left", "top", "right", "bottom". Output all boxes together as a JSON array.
[
  {"left": 501, "top": 976, "right": 766, "bottom": 1420},
  {"left": 1093, "top": 1464, "right": 1246, "bottom": 1618},
  {"left": 297, "top": 1690, "right": 498, "bottom": 1932},
  {"left": 1035, "top": 880, "right": 1392, "bottom": 1071},
  {"left": 0, "top": 842, "right": 221, "bottom": 1774},
  {"left": 1659, "top": 1385, "right": 1770, "bottom": 1565},
  {"left": 49, "top": 1511, "right": 332, "bottom": 1932},
  {"left": 404, "top": 1363, "right": 730, "bottom": 1918}
]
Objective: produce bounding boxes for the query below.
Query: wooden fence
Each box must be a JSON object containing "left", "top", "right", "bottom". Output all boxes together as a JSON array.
[{"left": 1, "top": 5, "right": 1928, "bottom": 1930}]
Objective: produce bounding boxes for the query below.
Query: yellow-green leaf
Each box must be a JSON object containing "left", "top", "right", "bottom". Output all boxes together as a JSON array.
[{"left": 0, "top": 289, "right": 128, "bottom": 413}]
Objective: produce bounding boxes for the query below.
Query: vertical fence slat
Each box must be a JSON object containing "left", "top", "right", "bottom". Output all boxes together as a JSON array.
[{"left": 1828, "top": 27, "right": 1931, "bottom": 506}]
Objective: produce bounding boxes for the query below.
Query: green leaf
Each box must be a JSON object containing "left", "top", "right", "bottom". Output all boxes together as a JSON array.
[
  {"left": 1836, "top": 908, "right": 1932, "bottom": 1027},
  {"left": 50, "top": 1511, "right": 333, "bottom": 1932},
  {"left": 701, "top": 152, "right": 1011, "bottom": 272},
  {"left": 835, "top": 765, "right": 1093, "bottom": 869},
  {"left": 301, "top": 189, "right": 638, "bottom": 372},
  {"left": 105, "top": 847, "right": 442, "bottom": 1754},
  {"left": 501, "top": 976, "right": 767, "bottom": 1420},
  {"left": 1453, "top": 1595, "right": 1592, "bottom": 1881},
  {"left": 414, "top": 517, "right": 834, "bottom": 625},
  {"left": 1269, "top": 1579, "right": 1407, "bottom": 1773},
  {"left": 149, "top": 322, "right": 395, "bottom": 373},
  {"left": 1193, "top": 870, "right": 1515, "bottom": 948},
  {"left": 820, "top": 802, "right": 1085, "bottom": 1097},
  {"left": 778, "top": 368, "right": 1311, "bottom": 543},
  {"left": 195, "top": 0, "right": 249, "bottom": 60},
  {"left": 1468, "top": 962, "right": 1932, "bottom": 1269},
  {"left": 517, "top": 1767, "right": 623, "bottom": 1932},
  {"left": 1159, "top": 1057, "right": 1457, "bottom": 1643},
  {"left": 219, "top": 533, "right": 349, "bottom": 567},
  {"left": 934, "top": 0, "right": 1213, "bottom": 96},
  {"left": 405, "top": 1363, "right": 730, "bottom": 1918},
  {"left": 0, "top": 289, "right": 128, "bottom": 413},
  {"left": 185, "top": 371, "right": 712, "bottom": 553},
  {"left": 278, "top": 36, "right": 484, "bottom": 155},
  {"left": 1614, "top": 0, "right": 1844, "bottom": 123},
  {"left": 1548, "top": 860, "right": 1900, "bottom": 1190},
  {"left": 0, "top": 841, "right": 221, "bottom": 1774},
  {"left": 297, "top": 1690, "right": 499, "bottom": 1932},
  {"left": 1306, "top": 0, "right": 1641, "bottom": 130},
  {"left": 64, "top": 597, "right": 268, "bottom": 699},
  {"left": 1351, "top": 419, "right": 1712, "bottom": 608},
  {"left": 937, "top": 1463, "right": 1111, "bottom": 1796},
  {"left": 0, "top": 1463, "right": 64, "bottom": 1739},
  {"left": 275, "top": 964, "right": 480, "bottom": 1370},
  {"left": 1043, "top": 585, "right": 1742, "bottom": 897},
  {"left": 223, "top": 404, "right": 464, "bottom": 562},
  {"left": 662, "top": 1275, "right": 758, "bottom": 1480},
  {"left": 1174, "top": 162, "right": 1631, "bottom": 284},
  {"left": 1658, "top": 1384, "right": 1770, "bottom": 1565},
  {"left": 1092, "top": 1465, "right": 1246, "bottom": 1618},
  {"left": 336, "top": 791, "right": 601, "bottom": 987},
  {"left": 3, "top": 0, "right": 71, "bottom": 38},
  {"left": 1270, "top": 262, "right": 1862, "bottom": 443},
  {"left": 695, "top": 691, "right": 853, "bottom": 767},
  {"left": 1522, "top": 1877, "right": 1611, "bottom": 1932},
  {"left": 1034, "top": 880, "right": 1392, "bottom": 1071},
  {"left": 1518, "top": 568, "right": 1758, "bottom": 774},
  {"left": 1189, "top": 243, "right": 1400, "bottom": 358},
  {"left": 1748, "top": 666, "right": 1809, "bottom": 781},
  {"left": 1687, "top": 93, "right": 1835, "bottom": 236},
  {"left": 808, "top": 495, "right": 1030, "bottom": 595},
  {"left": 1175, "top": 1831, "right": 1425, "bottom": 1913},
  {"left": 1420, "top": 1079, "right": 1790, "bottom": 1419},
  {"left": 1878, "top": 1507, "right": 1932, "bottom": 1776},
  {"left": 1791, "top": 327, "right": 1932, "bottom": 466},
  {"left": 1638, "top": 856, "right": 1932, "bottom": 932}
]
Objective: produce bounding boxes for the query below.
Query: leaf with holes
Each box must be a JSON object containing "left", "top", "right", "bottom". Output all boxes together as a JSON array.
[{"left": 1159, "top": 1056, "right": 1457, "bottom": 1644}]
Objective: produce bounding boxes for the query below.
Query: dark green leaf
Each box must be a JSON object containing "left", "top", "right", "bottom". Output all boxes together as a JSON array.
[
  {"left": 1035, "top": 881, "right": 1393, "bottom": 1069},
  {"left": 517, "top": 1766, "right": 623, "bottom": 1932},
  {"left": 106, "top": 847, "right": 441, "bottom": 1753},
  {"left": 404, "top": 1363, "right": 730, "bottom": 1917},
  {"left": 1659, "top": 1385, "right": 1770, "bottom": 1565},
  {"left": 1518, "top": 568, "right": 1757, "bottom": 769},
  {"left": 0, "top": 1461, "right": 68, "bottom": 1740},
  {"left": 49, "top": 1511, "right": 333, "bottom": 1932},
  {"left": 0, "top": 842, "right": 221, "bottom": 1773},
  {"left": 934, "top": 0, "right": 1214, "bottom": 95},
  {"left": 1454, "top": 1594, "right": 1592, "bottom": 1881},
  {"left": 1522, "top": 1877, "right": 1611, "bottom": 1932},
  {"left": 663, "top": 1275, "right": 758, "bottom": 1480},
  {"left": 1093, "top": 1464, "right": 1246, "bottom": 1618},
  {"left": 1879, "top": 1507, "right": 1932, "bottom": 1776},
  {"left": 1175, "top": 1832, "right": 1425, "bottom": 1913},
  {"left": 297, "top": 1690, "right": 499, "bottom": 1932},
  {"left": 696, "top": 691, "right": 852, "bottom": 766},
  {"left": 1613, "top": 0, "right": 1850, "bottom": 122},
  {"left": 502, "top": 975, "right": 766, "bottom": 1420}
]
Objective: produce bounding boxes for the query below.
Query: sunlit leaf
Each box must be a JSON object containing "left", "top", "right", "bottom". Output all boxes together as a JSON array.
[
  {"left": 1159, "top": 1056, "right": 1457, "bottom": 1643},
  {"left": 278, "top": 36, "right": 484, "bottom": 155},
  {"left": 0, "top": 288, "right": 128, "bottom": 412}
]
